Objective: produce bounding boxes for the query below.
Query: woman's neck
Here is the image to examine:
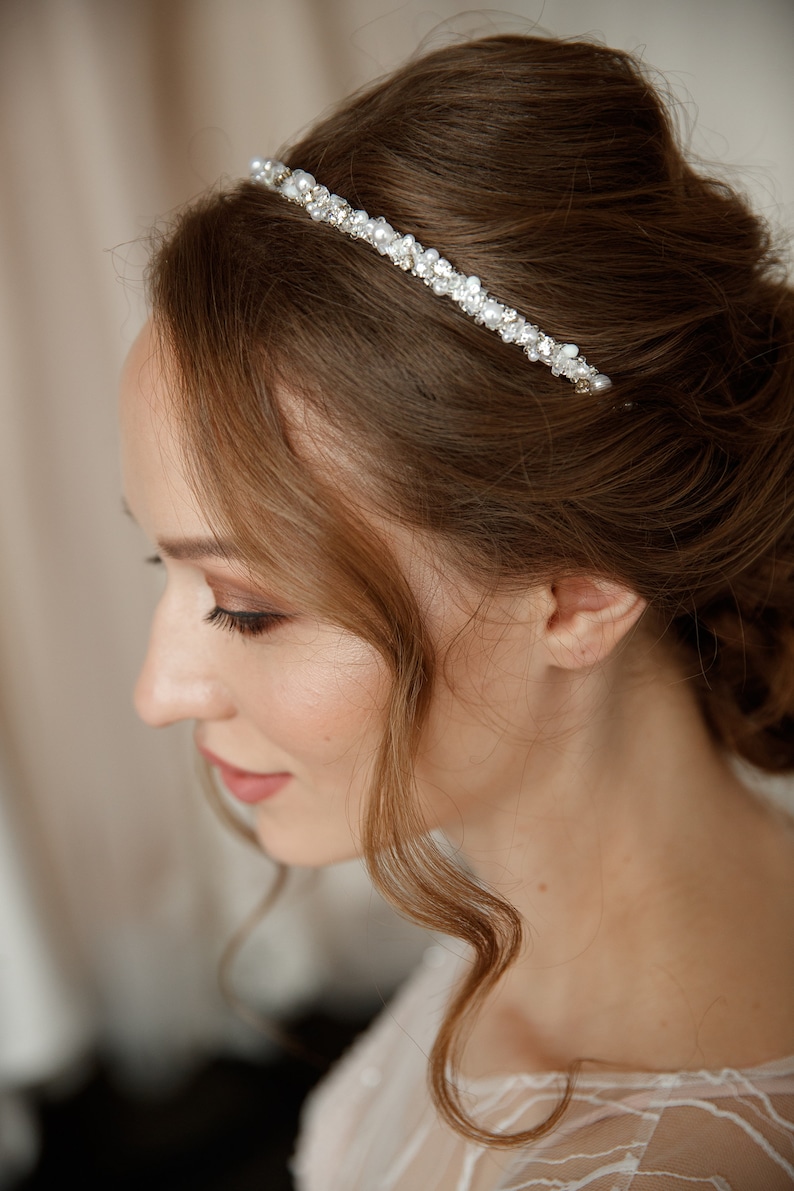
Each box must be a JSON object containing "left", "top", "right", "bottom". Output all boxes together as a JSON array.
[{"left": 446, "top": 641, "right": 794, "bottom": 1076}]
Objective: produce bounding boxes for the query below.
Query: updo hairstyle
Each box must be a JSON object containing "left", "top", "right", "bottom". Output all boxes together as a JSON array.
[{"left": 148, "top": 35, "right": 794, "bottom": 1146}]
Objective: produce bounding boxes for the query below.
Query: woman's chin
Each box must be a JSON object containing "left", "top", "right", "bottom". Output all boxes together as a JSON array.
[{"left": 252, "top": 815, "right": 362, "bottom": 869}]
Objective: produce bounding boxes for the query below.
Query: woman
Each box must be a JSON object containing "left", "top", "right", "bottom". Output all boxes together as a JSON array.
[{"left": 120, "top": 34, "right": 794, "bottom": 1190}]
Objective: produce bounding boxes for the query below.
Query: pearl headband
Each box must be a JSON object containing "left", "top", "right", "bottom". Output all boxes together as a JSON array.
[{"left": 250, "top": 158, "right": 612, "bottom": 394}]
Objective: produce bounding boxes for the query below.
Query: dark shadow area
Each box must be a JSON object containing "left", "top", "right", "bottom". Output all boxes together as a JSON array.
[{"left": 18, "top": 1011, "right": 371, "bottom": 1190}]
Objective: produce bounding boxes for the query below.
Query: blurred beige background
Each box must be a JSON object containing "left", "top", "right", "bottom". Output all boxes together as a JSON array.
[{"left": 0, "top": 0, "right": 792, "bottom": 1172}]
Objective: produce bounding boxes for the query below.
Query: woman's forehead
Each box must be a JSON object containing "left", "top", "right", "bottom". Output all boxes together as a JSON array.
[{"left": 120, "top": 322, "right": 203, "bottom": 532}]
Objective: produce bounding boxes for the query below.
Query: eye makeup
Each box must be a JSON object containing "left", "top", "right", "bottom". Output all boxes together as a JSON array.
[
  {"left": 142, "top": 543, "right": 292, "bottom": 639},
  {"left": 203, "top": 606, "right": 288, "bottom": 638}
]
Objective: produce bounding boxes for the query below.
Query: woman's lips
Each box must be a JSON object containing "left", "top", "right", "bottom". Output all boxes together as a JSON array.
[{"left": 197, "top": 745, "right": 291, "bottom": 805}]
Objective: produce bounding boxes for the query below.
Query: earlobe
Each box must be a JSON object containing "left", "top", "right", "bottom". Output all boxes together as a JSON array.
[{"left": 545, "top": 576, "right": 646, "bottom": 670}]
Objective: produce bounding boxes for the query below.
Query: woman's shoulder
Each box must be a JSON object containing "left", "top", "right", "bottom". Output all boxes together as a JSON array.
[
  {"left": 296, "top": 1040, "right": 794, "bottom": 1190},
  {"left": 295, "top": 943, "right": 794, "bottom": 1190}
]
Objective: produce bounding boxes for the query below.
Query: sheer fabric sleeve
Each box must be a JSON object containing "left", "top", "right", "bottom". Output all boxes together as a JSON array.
[
  {"left": 495, "top": 1070, "right": 794, "bottom": 1191},
  {"left": 292, "top": 945, "right": 794, "bottom": 1191}
]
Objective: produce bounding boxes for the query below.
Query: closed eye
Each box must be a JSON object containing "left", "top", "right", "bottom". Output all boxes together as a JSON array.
[
  {"left": 144, "top": 554, "right": 287, "bottom": 637},
  {"left": 204, "top": 606, "right": 287, "bottom": 638}
]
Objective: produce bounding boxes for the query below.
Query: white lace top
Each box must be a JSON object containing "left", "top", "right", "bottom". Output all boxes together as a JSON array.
[{"left": 293, "top": 944, "right": 794, "bottom": 1190}]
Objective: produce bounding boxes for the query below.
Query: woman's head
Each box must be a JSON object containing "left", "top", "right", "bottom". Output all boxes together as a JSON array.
[
  {"left": 145, "top": 33, "right": 794, "bottom": 775},
  {"left": 126, "top": 33, "right": 794, "bottom": 1145}
]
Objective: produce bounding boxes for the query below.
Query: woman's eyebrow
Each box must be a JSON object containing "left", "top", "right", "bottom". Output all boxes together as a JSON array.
[
  {"left": 156, "top": 536, "right": 239, "bottom": 561},
  {"left": 121, "top": 501, "right": 238, "bottom": 561}
]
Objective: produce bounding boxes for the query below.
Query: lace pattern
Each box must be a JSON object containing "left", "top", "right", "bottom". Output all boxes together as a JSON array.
[{"left": 292, "top": 945, "right": 794, "bottom": 1190}]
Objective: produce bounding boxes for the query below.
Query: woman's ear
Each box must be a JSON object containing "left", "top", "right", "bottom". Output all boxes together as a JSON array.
[{"left": 543, "top": 576, "right": 646, "bottom": 670}]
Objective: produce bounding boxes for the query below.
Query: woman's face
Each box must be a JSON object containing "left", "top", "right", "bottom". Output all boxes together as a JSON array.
[{"left": 120, "top": 323, "right": 550, "bottom": 867}]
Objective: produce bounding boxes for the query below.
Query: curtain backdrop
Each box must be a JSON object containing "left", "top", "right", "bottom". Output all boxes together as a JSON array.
[{"left": 0, "top": 1, "right": 791, "bottom": 1172}]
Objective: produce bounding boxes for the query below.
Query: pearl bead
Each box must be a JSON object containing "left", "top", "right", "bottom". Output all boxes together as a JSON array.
[
  {"left": 372, "top": 221, "right": 394, "bottom": 252},
  {"left": 292, "top": 170, "right": 316, "bottom": 192},
  {"left": 482, "top": 300, "right": 503, "bottom": 328},
  {"left": 560, "top": 343, "right": 579, "bottom": 358},
  {"left": 592, "top": 374, "right": 612, "bottom": 391}
]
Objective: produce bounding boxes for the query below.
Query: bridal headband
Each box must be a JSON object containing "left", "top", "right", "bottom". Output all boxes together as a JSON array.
[{"left": 250, "top": 159, "right": 612, "bottom": 394}]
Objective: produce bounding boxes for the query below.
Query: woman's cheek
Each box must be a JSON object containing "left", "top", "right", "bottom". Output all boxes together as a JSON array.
[{"left": 244, "top": 630, "right": 388, "bottom": 763}]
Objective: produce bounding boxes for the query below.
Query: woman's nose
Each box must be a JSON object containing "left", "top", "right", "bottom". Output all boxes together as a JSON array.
[{"left": 134, "top": 594, "right": 234, "bottom": 728}]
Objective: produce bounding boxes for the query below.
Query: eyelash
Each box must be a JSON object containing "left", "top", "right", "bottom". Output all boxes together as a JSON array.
[
  {"left": 145, "top": 555, "right": 285, "bottom": 638},
  {"left": 204, "top": 606, "right": 286, "bottom": 638}
]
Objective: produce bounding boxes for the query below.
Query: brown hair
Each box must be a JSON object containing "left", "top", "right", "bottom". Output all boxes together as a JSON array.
[{"left": 148, "top": 35, "right": 794, "bottom": 1146}]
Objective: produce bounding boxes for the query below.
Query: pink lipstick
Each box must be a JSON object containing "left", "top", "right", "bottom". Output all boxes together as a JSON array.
[{"left": 197, "top": 745, "right": 291, "bottom": 805}]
